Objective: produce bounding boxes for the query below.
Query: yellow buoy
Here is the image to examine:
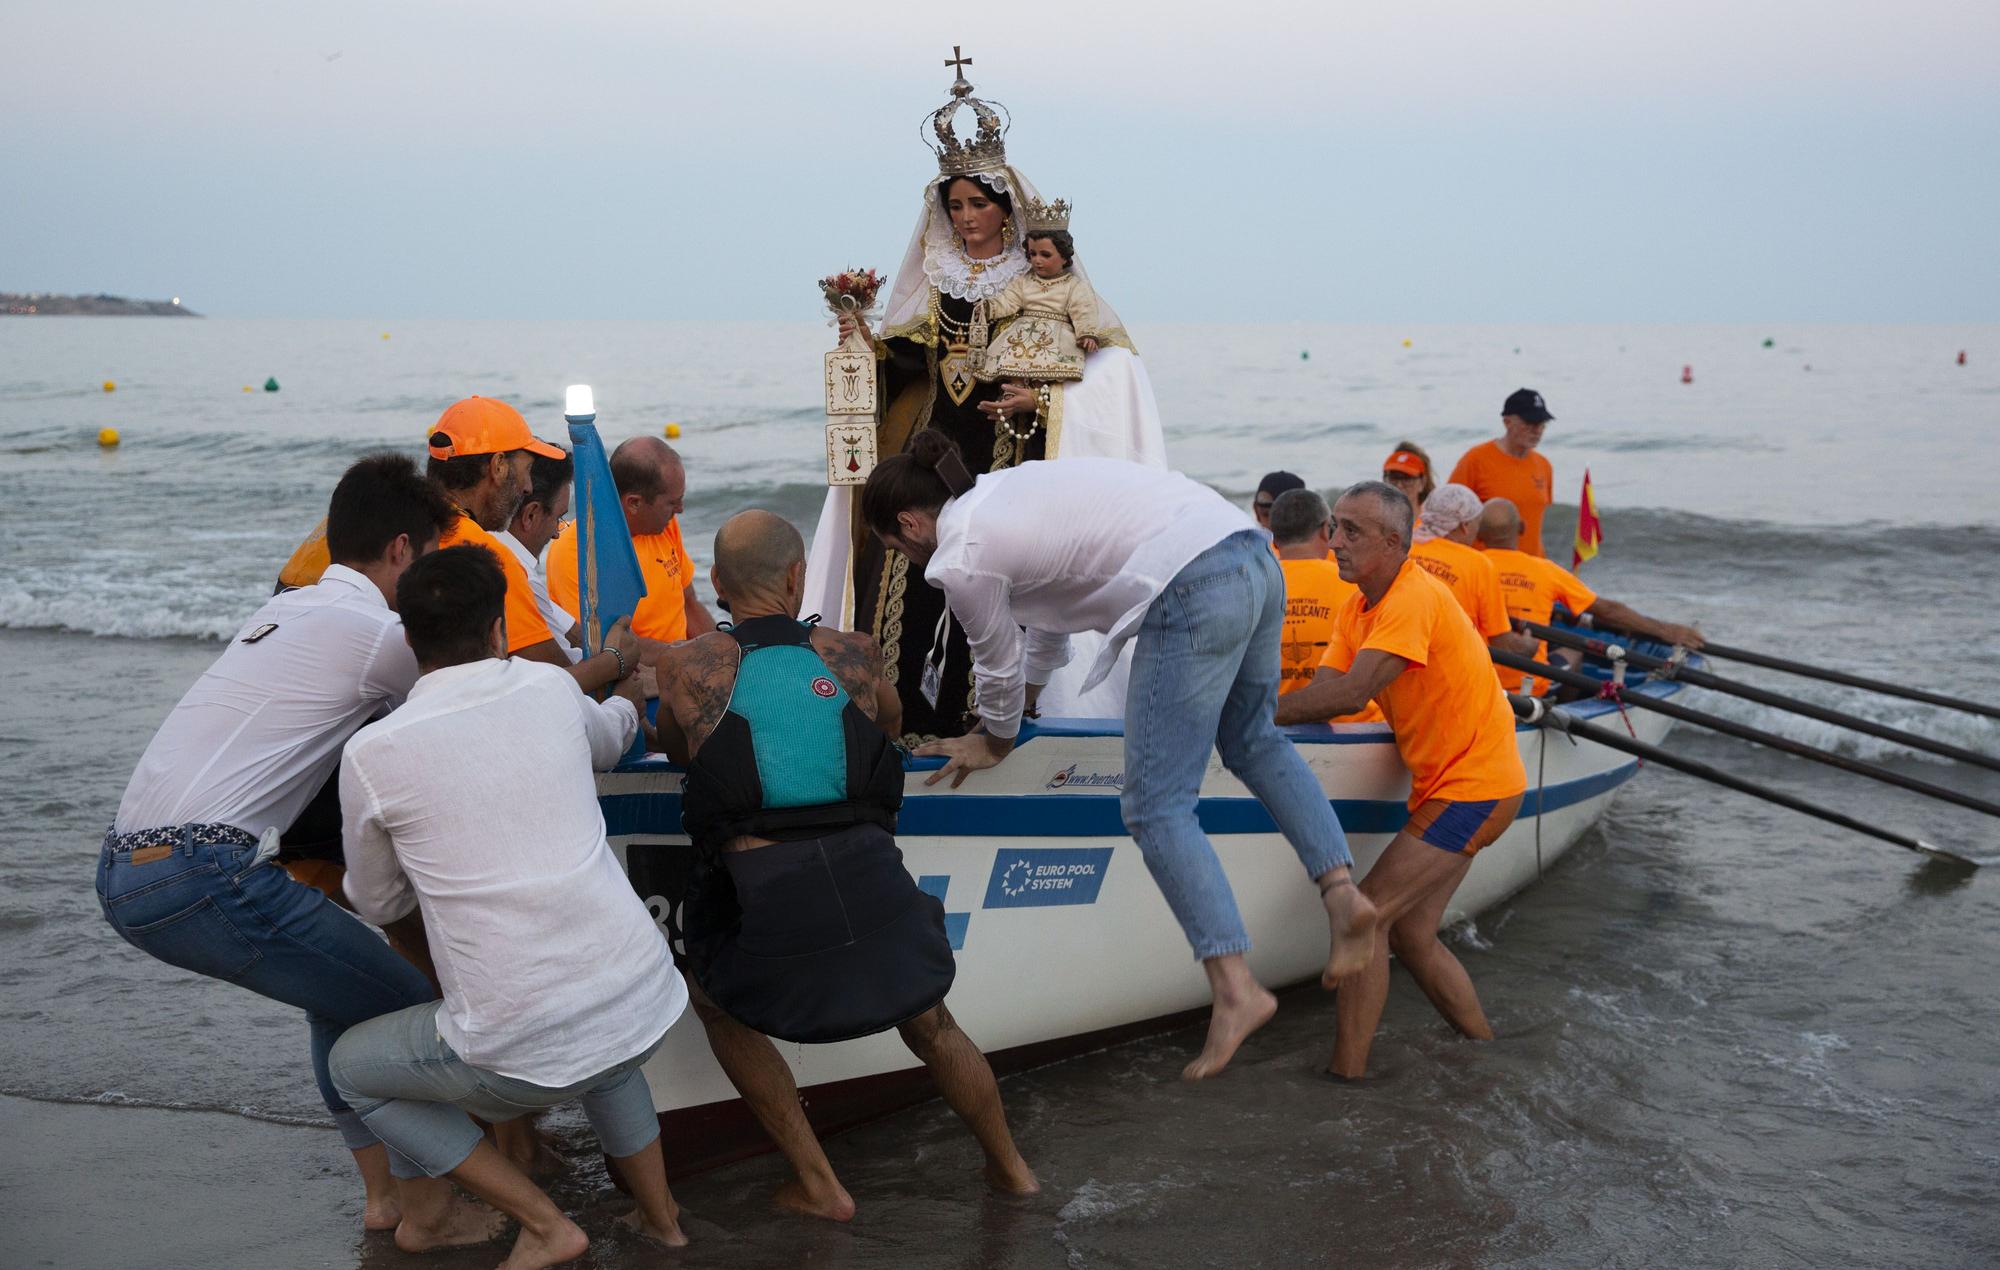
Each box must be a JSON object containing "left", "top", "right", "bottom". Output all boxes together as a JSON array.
[
  {"left": 1401, "top": 338, "right": 1413, "bottom": 348},
  {"left": 381, "top": 333, "right": 391, "bottom": 340},
  {"left": 243, "top": 385, "right": 254, "bottom": 392},
  {"left": 102, "top": 379, "right": 117, "bottom": 392},
  {"left": 98, "top": 427, "right": 121, "bottom": 448},
  {"left": 664, "top": 423, "right": 682, "bottom": 439}
]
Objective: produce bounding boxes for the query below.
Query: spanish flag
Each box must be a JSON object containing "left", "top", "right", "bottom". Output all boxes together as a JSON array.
[{"left": 1573, "top": 468, "right": 1602, "bottom": 569}]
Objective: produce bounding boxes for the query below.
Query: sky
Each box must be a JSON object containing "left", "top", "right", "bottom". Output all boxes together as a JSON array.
[{"left": 6, "top": 0, "right": 1997, "bottom": 322}]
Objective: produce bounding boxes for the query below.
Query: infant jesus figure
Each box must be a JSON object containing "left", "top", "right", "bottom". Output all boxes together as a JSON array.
[{"left": 978, "top": 198, "right": 1108, "bottom": 386}]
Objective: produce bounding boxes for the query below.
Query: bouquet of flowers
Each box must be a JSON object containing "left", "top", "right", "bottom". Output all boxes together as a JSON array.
[{"left": 818, "top": 267, "right": 885, "bottom": 318}]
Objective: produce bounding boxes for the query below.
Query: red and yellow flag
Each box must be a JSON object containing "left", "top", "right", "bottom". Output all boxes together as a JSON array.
[{"left": 1573, "top": 469, "right": 1603, "bottom": 569}]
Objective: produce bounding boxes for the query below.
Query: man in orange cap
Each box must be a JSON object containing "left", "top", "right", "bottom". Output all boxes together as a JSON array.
[
  {"left": 1477, "top": 497, "right": 1703, "bottom": 696},
  {"left": 423, "top": 397, "right": 638, "bottom": 694},
  {"left": 1449, "top": 389, "right": 1556, "bottom": 556},
  {"left": 547, "top": 436, "right": 715, "bottom": 658},
  {"left": 1380, "top": 443, "right": 1436, "bottom": 522}
]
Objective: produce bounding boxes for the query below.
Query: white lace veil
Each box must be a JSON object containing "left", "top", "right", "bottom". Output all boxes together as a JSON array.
[{"left": 880, "top": 164, "right": 1130, "bottom": 342}]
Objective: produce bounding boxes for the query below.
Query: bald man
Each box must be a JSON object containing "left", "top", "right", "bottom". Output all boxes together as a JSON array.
[
  {"left": 547, "top": 437, "right": 715, "bottom": 661},
  {"left": 1477, "top": 498, "right": 1704, "bottom": 696},
  {"left": 653, "top": 510, "right": 1036, "bottom": 1220}
]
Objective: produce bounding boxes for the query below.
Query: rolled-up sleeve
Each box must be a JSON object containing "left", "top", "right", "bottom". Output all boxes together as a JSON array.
[
  {"left": 943, "top": 569, "right": 1028, "bottom": 740},
  {"left": 1023, "top": 628, "right": 1074, "bottom": 686},
  {"left": 339, "top": 746, "right": 417, "bottom": 925},
  {"left": 580, "top": 693, "right": 640, "bottom": 771}
]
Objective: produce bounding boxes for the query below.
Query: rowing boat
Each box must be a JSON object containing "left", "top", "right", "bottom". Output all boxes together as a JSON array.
[{"left": 596, "top": 662, "right": 1686, "bottom": 1174}]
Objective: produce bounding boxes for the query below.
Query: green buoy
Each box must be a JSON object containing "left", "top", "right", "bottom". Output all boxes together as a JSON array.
[
  {"left": 263, "top": 377, "right": 280, "bottom": 392},
  {"left": 1762, "top": 337, "right": 1775, "bottom": 348}
]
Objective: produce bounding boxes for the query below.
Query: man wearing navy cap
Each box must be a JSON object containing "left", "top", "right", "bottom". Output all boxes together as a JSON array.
[{"left": 1449, "top": 389, "right": 1557, "bottom": 557}]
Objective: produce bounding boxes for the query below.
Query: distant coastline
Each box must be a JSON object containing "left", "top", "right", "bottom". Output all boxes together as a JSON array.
[{"left": 3, "top": 292, "right": 200, "bottom": 317}]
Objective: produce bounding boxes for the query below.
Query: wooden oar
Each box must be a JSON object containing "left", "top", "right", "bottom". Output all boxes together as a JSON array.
[
  {"left": 1518, "top": 619, "right": 2000, "bottom": 775},
  {"left": 1493, "top": 649, "right": 2000, "bottom": 821},
  {"left": 1508, "top": 695, "right": 1979, "bottom": 866},
  {"left": 1588, "top": 625, "right": 2000, "bottom": 722}
]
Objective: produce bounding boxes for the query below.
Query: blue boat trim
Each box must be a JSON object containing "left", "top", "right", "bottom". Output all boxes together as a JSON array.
[{"left": 601, "top": 759, "right": 1639, "bottom": 840}]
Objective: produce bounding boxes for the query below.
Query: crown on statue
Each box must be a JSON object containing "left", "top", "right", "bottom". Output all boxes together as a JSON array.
[
  {"left": 924, "top": 46, "right": 1010, "bottom": 177},
  {"left": 1023, "top": 197, "right": 1071, "bottom": 232}
]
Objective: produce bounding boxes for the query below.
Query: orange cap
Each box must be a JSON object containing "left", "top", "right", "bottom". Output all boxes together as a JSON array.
[
  {"left": 1382, "top": 449, "right": 1426, "bottom": 478},
  {"left": 427, "top": 396, "right": 565, "bottom": 461}
]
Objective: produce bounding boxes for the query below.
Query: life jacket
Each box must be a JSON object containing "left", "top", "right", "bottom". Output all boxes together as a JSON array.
[{"left": 680, "top": 615, "right": 904, "bottom": 847}]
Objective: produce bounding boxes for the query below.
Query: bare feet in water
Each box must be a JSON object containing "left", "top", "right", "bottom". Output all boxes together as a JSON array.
[
  {"left": 1321, "top": 878, "right": 1379, "bottom": 988},
  {"left": 1182, "top": 979, "right": 1278, "bottom": 1081},
  {"left": 497, "top": 1214, "right": 589, "bottom": 1270},
  {"left": 618, "top": 1206, "right": 690, "bottom": 1248},
  {"left": 983, "top": 1153, "right": 1042, "bottom": 1196},
  {"left": 775, "top": 1175, "right": 857, "bottom": 1223},
  {"left": 393, "top": 1195, "right": 507, "bottom": 1254}
]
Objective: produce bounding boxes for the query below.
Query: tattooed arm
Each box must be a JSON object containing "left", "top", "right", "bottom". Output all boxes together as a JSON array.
[
  {"left": 656, "top": 632, "right": 740, "bottom": 764},
  {"left": 813, "top": 628, "right": 902, "bottom": 741}
]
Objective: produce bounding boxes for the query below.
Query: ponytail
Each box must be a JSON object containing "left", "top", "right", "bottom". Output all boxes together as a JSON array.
[{"left": 861, "top": 430, "right": 971, "bottom": 537}]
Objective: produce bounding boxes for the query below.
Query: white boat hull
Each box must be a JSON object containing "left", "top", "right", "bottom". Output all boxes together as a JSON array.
[{"left": 598, "top": 683, "right": 1680, "bottom": 1165}]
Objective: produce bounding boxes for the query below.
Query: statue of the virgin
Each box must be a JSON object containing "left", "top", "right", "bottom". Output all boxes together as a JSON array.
[{"left": 802, "top": 51, "right": 1167, "bottom": 741}]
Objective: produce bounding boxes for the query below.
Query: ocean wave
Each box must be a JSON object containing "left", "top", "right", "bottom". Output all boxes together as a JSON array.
[
  {"left": 0, "top": 582, "right": 243, "bottom": 642},
  {"left": 0, "top": 1086, "right": 333, "bottom": 1130}
]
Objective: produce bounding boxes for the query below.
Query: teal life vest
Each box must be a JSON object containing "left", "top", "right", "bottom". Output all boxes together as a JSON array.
[{"left": 680, "top": 615, "right": 903, "bottom": 846}]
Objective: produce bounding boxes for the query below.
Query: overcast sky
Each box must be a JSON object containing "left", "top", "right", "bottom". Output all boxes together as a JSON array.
[{"left": 8, "top": 0, "right": 1996, "bottom": 321}]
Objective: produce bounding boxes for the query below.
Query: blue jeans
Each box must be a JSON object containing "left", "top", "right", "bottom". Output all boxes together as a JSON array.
[
  {"left": 329, "top": 1002, "right": 666, "bottom": 1178},
  {"left": 1121, "top": 531, "right": 1354, "bottom": 959},
  {"left": 95, "top": 829, "right": 435, "bottom": 1157}
]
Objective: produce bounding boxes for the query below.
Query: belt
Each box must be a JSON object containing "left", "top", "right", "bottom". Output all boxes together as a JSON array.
[{"left": 102, "top": 823, "right": 259, "bottom": 855}]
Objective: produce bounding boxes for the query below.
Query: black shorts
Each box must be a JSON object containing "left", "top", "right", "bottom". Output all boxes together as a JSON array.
[{"left": 686, "top": 824, "right": 955, "bottom": 1045}]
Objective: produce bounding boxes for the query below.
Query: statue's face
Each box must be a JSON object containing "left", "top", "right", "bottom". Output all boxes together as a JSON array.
[
  {"left": 1025, "top": 237, "right": 1067, "bottom": 278},
  {"left": 945, "top": 179, "right": 1007, "bottom": 255}
]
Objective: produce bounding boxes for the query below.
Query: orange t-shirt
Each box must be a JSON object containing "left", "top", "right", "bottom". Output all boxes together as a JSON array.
[
  {"left": 546, "top": 516, "right": 694, "bottom": 643},
  {"left": 1488, "top": 548, "right": 1598, "bottom": 696},
  {"left": 1409, "top": 538, "right": 1511, "bottom": 639},
  {"left": 1449, "top": 440, "right": 1554, "bottom": 557},
  {"left": 1277, "top": 557, "right": 1383, "bottom": 724},
  {"left": 1322, "top": 560, "right": 1526, "bottom": 809},
  {"left": 440, "top": 514, "right": 556, "bottom": 654}
]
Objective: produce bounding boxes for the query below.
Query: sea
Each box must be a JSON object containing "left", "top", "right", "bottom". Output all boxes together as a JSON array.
[{"left": 2, "top": 319, "right": 1997, "bottom": 1268}]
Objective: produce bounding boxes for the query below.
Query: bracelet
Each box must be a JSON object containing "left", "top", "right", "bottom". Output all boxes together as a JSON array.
[{"left": 607, "top": 645, "right": 627, "bottom": 680}]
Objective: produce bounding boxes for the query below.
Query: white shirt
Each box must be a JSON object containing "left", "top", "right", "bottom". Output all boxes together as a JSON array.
[
  {"left": 495, "top": 529, "right": 583, "bottom": 664},
  {"left": 115, "top": 564, "right": 419, "bottom": 835},
  {"left": 926, "top": 458, "right": 1256, "bottom": 739},
  {"left": 340, "top": 658, "right": 684, "bottom": 1086}
]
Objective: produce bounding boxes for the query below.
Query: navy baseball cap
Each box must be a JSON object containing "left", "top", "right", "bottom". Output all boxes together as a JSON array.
[{"left": 1503, "top": 388, "right": 1553, "bottom": 424}]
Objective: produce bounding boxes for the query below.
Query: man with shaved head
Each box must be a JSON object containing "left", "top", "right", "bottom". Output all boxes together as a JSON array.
[
  {"left": 651, "top": 510, "right": 1037, "bottom": 1220},
  {"left": 546, "top": 436, "right": 715, "bottom": 661},
  {"left": 1277, "top": 481, "right": 1527, "bottom": 1080},
  {"left": 1478, "top": 497, "right": 1704, "bottom": 696}
]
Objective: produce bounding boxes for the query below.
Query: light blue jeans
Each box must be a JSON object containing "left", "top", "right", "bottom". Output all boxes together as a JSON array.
[
  {"left": 1121, "top": 530, "right": 1354, "bottom": 960},
  {"left": 328, "top": 1001, "right": 667, "bottom": 1179}
]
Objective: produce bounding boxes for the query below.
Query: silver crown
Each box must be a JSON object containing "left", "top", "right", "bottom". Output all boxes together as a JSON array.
[
  {"left": 1023, "top": 197, "right": 1071, "bottom": 232},
  {"left": 923, "top": 46, "right": 1009, "bottom": 177}
]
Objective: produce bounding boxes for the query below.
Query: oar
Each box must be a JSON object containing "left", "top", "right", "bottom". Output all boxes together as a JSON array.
[
  {"left": 1508, "top": 695, "right": 1978, "bottom": 866},
  {"left": 1588, "top": 625, "right": 2000, "bottom": 722},
  {"left": 1493, "top": 649, "right": 2000, "bottom": 821},
  {"left": 1518, "top": 619, "right": 2000, "bottom": 775}
]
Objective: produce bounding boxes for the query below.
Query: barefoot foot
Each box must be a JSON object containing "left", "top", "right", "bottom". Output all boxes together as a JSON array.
[
  {"left": 393, "top": 1195, "right": 507, "bottom": 1253},
  {"left": 774, "top": 1175, "right": 857, "bottom": 1223},
  {"left": 497, "top": 1216, "right": 588, "bottom": 1270},
  {"left": 362, "top": 1193, "right": 401, "bottom": 1232},
  {"left": 618, "top": 1206, "right": 690, "bottom": 1248},
  {"left": 1182, "top": 984, "right": 1278, "bottom": 1081},
  {"left": 983, "top": 1155, "right": 1041, "bottom": 1196},
  {"left": 1321, "top": 881, "right": 1379, "bottom": 988}
]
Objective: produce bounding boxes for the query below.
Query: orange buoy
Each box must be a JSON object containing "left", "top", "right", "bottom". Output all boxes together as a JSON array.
[
  {"left": 1681, "top": 364, "right": 1694, "bottom": 384},
  {"left": 1958, "top": 350, "right": 1967, "bottom": 366},
  {"left": 102, "top": 379, "right": 117, "bottom": 393}
]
